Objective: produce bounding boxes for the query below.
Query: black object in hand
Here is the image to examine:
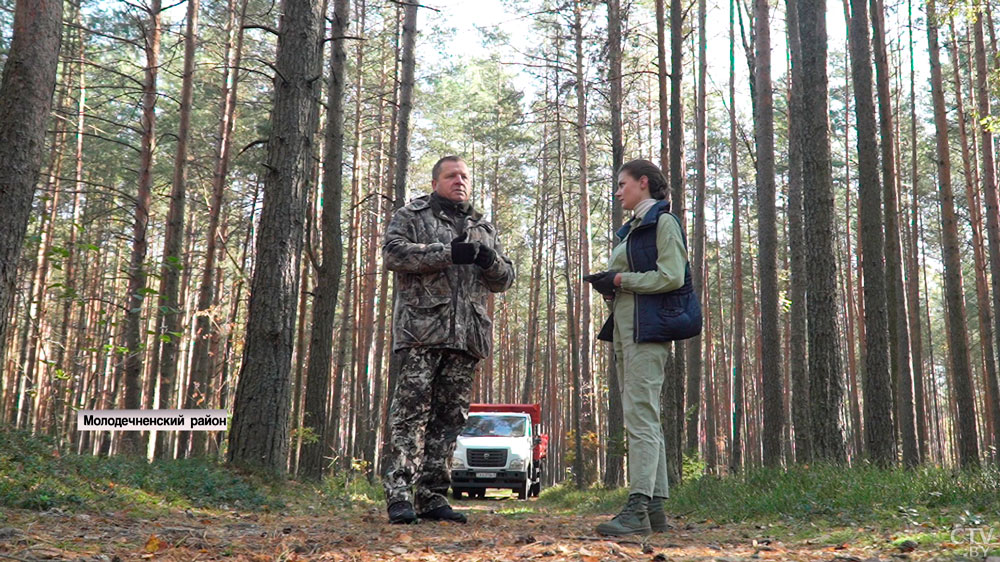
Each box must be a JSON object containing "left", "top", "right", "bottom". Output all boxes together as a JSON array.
[
  {"left": 451, "top": 232, "right": 478, "bottom": 264},
  {"left": 474, "top": 244, "right": 496, "bottom": 269},
  {"left": 584, "top": 270, "right": 618, "bottom": 296}
]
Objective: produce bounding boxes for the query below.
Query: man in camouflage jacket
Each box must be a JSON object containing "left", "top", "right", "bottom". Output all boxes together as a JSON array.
[{"left": 381, "top": 156, "right": 515, "bottom": 524}]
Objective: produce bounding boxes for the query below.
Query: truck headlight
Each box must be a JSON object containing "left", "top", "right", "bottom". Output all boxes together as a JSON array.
[
  {"left": 453, "top": 456, "right": 466, "bottom": 469},
  {"left": 509, "top": 457, "right": 525, "bottom": 471}
]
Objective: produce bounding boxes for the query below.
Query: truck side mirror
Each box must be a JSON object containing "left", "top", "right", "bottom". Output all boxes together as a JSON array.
[{"left": 533, "top": 436, "right": 542, "bottom": 446}]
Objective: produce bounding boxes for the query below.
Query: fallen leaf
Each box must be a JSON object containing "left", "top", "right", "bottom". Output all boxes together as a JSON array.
[{"left": 144, "top": 534, "right": 164, "bottom": 553}]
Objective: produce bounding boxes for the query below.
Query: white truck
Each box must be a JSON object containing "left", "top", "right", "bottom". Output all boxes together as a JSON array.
[{"left": 450, "top": 403, "right": 548, "bottom": 500}]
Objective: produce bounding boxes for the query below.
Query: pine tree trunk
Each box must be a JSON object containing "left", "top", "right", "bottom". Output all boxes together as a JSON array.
[
  {"left": 685, "top": 0, "right": 707, "bottom": 461},
  {"left": 655, "top": 0, "right": 669, "bottom": 180},
  {"left": 753, "top": 0, "right": 782, "bottom": 468},
  {"left": 948, "top": 16, "right": 996, "bottom": 461},
  {"left": 572, "top": 0, "right": 594, "bottom": 467},
  {"left": 185, "top": 0, "right": 247, "bottom": 458},
  {"left": 785, "top": 0, "right": 811, "bottom": 464},
  {"left": 149, "top": 0, "right": 198, "bottom": 459},
  {"left": 603, "top": 0, "right": 625, "bottom": 488},
  {"left": 666, "top": 0, "right": 687, "bottom": 484},
  {"left": 299, "top": 0, "right": 349, "bottom": 480},
  {"left": 728, "top": 0, "right": 745, "bottom": 474},
  {"left": 972, "top": 0, "right": 1000, "bottom": 462},
  {"left": 870, "top": 0, "right": 917, "bottom": 467},
  {"left": 227, "top": 0, "right": 325, "bottom": 475},
  {"left": 797, "top": 0, "right": 847, "bottom": 462},
  {"left": 926, "top": 0, "right": 980, "bottom": 468},
  {"left": 0, "top": 0, "right": 63, "bottom": 369},
  {"left": 848, "top": 0, "right": 894, "bottom": 466},
  {"left": 120, "top": 0, "right": 162, "bottom": 456},
  {"left": 905, "top": 0, "right": 928, "bottom": 462}
]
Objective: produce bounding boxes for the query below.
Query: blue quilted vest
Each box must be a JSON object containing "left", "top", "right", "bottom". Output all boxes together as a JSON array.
[{"left": 597, "top": 199, "right": 702, "bottom": 343}]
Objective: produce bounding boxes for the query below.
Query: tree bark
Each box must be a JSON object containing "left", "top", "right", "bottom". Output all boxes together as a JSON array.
[
  {"left": 185, "top": 0, "right": 247, "bottom": 458},
  {"left": 666, "top": 0, "right": 687, "bottom": 484},
  {"left": 685, "top": 0, "right": 707, "bottom": 461},
  {"left": 754, "top": 0, "right": 782, "bottom": 468},
  {"left": 848, "top": 0, "right": 894, "bottom": 466},
  {"left": 905, "top": 0, "right": 928, "bottom": 463},
  {"left": 972, "top": 0, "right": 1000, "bottom": 462},
  {"left": 0, "top": 0, "right": 63, "bottom": 370},
  {"left": 227, "top": 0, "right": 325, "bottom": 475},
  {"left": 572, "top": 0, "right": 594, "bottom": 471},
  {"left": 120, "top": 0, "right": 162, "bottom": 456},
  {"left": 798, "top": 0, "right": 847, "bottom": 462},
  {"left": 150, "top": 0, "right": 199, "bottom": 459},
  {"left": 785, "top": 0, "right": 811, "bottom": 464},
  {"left": 299, "top": 0, "right": 349, "bottom": 480},
  {"left": 728, "top": 0, "right": 746, "bottom": 474},
  {"left": 926, "top": 0, "right": 980, "bottom": 468},
  {"left": 604, "top": 0, "right": 625, "bottom": 488},
  {"left": 870, "top": 0, "right": 917, "bottom": 468}
]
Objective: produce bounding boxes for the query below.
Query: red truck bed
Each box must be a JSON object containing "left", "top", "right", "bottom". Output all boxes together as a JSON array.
[{"left": 469, "top": 403, "right": 541, "bottom": 425}]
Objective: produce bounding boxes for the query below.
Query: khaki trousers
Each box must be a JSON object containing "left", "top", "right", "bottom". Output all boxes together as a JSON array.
[{"left": 614, "top": 320, "right": 671, "bottom": 498}]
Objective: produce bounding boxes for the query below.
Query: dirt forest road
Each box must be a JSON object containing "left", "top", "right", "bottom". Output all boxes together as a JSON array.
[{"left": 0, "top": 498, "right": 986, "bottom": 561}]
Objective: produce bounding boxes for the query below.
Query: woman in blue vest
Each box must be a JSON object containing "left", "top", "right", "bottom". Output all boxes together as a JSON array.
[{"left": 585, "top": 159, "right": 701, "bottom": 536}]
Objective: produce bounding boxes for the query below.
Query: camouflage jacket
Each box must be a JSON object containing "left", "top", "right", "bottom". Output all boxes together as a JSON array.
[{"left": 383, "top": 194, "right": 515, "bottom": 359}]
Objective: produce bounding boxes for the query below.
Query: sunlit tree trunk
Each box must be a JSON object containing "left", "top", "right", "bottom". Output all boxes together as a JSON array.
[
  {"left": 926, "top": 0, "right": 979, "bottom": 468},
  {"left": 184, "top": 0, "right": 247, "bottom": 458},
  {"left": 120, "top": 0, "right": 162, "bottom": 456},
  {"left": 149, "top": 0, "right": 198, "bottom": 459},
  {"left": 972, "top": 0, "right": 1000, "bottom": 462}
]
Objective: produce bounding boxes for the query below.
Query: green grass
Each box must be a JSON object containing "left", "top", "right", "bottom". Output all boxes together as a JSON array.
[
  {"left": 667, "top": 463, "right": 1000, "bottom": 524},
  {"left": 539, "top": 462, "right": 1000, "bottom": 528},
  {"left": 6, "top": 424, "right": 1000, "bottom": 534},
  {"left": 0, "top": 428, "right": 274, "bottom": 512}
]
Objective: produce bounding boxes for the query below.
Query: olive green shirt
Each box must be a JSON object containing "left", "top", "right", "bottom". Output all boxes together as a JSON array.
[{"left": 608, "top": 206, "right": 688, "bottom": 341}]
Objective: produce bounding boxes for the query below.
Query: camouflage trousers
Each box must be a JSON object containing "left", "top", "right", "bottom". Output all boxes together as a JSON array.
[{"left": 382, "top": 347, "right": 478, "bottom": 512}]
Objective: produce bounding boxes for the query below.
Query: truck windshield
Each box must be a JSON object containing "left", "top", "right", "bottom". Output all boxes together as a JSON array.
[{"left": 461, "top": 415, "right": 527, "bottom": 437}]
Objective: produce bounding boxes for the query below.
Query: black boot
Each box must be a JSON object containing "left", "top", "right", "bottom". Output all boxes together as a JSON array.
[
  {"left": 647, "top": 495, "right": 670, "bottom": 532},
  {"left": 387, "top": 501, "right": 418, "bottom": 524},
  {"left": 595, "top": 493, "right": 652, "bottom": 536},
  {"left": 418, "top": 504, "right": 468, "bottom": 523}
]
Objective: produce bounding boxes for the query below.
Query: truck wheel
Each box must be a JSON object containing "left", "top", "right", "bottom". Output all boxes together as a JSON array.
[
  {"left": 530, "top": 481, "right": 540, "bottom": 497},
  {"left": 516, "top": 479, "right": 529, "bottom": 500},
  {"left": 452, "top": 488, "right": 464, "bottom": 500}
]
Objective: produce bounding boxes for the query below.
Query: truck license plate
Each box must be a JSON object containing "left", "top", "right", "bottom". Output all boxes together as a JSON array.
[{"left": 475, "top": 472, "right": 497, "bottom": 478}]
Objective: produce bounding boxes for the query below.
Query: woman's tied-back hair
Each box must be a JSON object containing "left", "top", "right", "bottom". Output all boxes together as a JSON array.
[{"left": 618, "top": 159, "right": 668, "bottom": 200}]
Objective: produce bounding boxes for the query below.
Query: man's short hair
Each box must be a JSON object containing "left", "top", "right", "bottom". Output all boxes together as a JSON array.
[{"left": 432, "top": 155, "right": 465, "bottom": 181}]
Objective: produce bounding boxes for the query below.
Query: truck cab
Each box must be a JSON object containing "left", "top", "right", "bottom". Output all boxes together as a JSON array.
[{"left": 451, "top": 403, "right": 547, "bottom": 500}]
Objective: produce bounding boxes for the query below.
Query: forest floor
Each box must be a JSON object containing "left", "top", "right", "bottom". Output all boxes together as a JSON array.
[
  {"left": 0, "top": 488, "right": 994, "bottom": 562},
  {"left": 2, "top": 429, "right": 999, "bottom": 561}
]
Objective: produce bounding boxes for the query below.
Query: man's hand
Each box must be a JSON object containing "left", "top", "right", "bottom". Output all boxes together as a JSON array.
[
  {"left": 473, "top": 244, "right": 496, "bottom": 269},
  {"left": 583, "top": 271, "right": 618, "bottom": 297},
  {"left": 451, "top": 232, "right": 478, "bottom": 264}
]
